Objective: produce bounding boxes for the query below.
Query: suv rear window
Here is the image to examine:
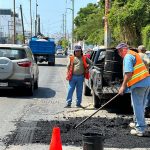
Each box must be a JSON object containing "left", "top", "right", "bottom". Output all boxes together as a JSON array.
[{"left": 0, "top": 48, "right": 27, "bottom": 60}]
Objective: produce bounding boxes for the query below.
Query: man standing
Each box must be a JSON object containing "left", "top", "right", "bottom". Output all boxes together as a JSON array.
[
  {"left": 116, "top": 43, "right": 150, "bottom": 136},
  {"left": 137, "top": 45, "right": 150, "bottom": 117},
  {"left": 65, "top": 45, "right": 91, "bottom": 108},
  {"left": 137, "top": 45, "right": 150, "bottom": 71}
]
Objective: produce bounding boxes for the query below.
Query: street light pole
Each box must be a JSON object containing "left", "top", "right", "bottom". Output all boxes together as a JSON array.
[
  {"left": 35, "top": 0, "right": 38, "bottom": 36},
  {"left": 64, "top": 13, "right": 67, "bottom": 39},
  {"left": 71, "top": 0, "right": 74, "bottom": 51},
  {"left": 30, "top": 0, "right": 32, "bottom": 37},
  {"left": 13, "top": 0, "right": 16, "bottom": 44}
]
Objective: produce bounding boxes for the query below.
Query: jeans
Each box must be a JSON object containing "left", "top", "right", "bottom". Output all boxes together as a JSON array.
[
  {"left": 66, "top": 75, "right": 84, "bottom": 106},
  {"left": 131, "top": 87, "right": 149, "bottom": 132},
  {"left": 146, "top": 87, "right": 150, "bottom": 107}
]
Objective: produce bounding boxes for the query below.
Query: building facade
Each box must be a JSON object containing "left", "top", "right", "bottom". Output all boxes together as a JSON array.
[{"left": 0, "top": 9, "right": 22, "bottom": 43}]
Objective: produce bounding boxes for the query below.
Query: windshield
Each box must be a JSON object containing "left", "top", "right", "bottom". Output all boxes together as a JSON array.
[{"left": 0, "top": 48, "right": 27, "bottom": 60}]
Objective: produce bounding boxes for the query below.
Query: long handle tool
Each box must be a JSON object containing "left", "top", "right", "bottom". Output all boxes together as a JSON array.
[{"left": 74, "top": 93, "right": 120, "bottom": 129}]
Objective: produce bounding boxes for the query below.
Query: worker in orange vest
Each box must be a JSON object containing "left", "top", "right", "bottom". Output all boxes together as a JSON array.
[
  {"left": 116, "top": 43, "right": 150, "bottom": 137},
  {"left": 65, "top": 45, "right": 91, "bottom": 108}
]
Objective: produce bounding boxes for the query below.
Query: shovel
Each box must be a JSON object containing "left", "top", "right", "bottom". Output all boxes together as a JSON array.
[{"left": 74, "top": 93, "right": 120, "bottom": 129}]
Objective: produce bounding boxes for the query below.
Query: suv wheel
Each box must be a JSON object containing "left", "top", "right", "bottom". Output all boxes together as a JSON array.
[
  {"left": 26, "top": 81, "right": 34, "bottom": 96},
  {"left": 34, "top": 79, "right": 38, "bottom": 89},
  {"left": 84, "top": 82, "right": 91, "bottom": 96},
  {"left": 92, "top": 89, "right": 101, "bottom": 108}
]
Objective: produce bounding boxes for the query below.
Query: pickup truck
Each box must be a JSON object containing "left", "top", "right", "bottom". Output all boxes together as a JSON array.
[{"left": 84, "top": 47, "right": 129, "bottom": 108}]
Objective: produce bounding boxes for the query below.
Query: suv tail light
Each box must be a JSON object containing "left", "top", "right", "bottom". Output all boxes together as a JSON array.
[{"left": 17, "top": 61, "right": 32, "bottom": 67}]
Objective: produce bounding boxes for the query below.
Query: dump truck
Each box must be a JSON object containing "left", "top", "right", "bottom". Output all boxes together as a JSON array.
[{"left": 29, "top": 36, "right": 55, "bottom": 66}]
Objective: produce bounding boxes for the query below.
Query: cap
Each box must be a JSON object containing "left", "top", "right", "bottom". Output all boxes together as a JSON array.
[
  {"left": 138, "top": 45, "right": 146, "bottom": 51},
  {"left": 74, "top": 45, "right": 82, "bottom": 51},
  {"left": 116, "top": 43, "right": 128, "bottom": 49}
]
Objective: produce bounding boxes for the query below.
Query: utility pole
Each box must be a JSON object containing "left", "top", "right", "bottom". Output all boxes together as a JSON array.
[
  {"left": 62, "top": 14, "right": 65, "bottom": 37},
  {"left": 37, "top": 15, "right": 41, "bottom": 35},
  {"left": 71, "top": 0, "right": 74, "bottom": 50},
  {"left": 64, "top": 13, "right": 67, "bottom": 39},
  {"left": 20, "top": 5, "right": 25, "bottom": 44},
  {"left": 104, "top": 0, "right": 111, "bottom": 48},
  {"left": 30, "top": 0, "right": 32, "bottom": 37},
  {"left": 13, "top": 0, "right": 16, "bottom": 44},
  {"left": 35, "top": 0, "right": 38, "bottom": 36}
]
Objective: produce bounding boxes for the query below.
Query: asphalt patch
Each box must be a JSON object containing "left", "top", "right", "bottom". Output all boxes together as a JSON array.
[{"left": 3, "top": 117, "right": 150, "bottom": 149}]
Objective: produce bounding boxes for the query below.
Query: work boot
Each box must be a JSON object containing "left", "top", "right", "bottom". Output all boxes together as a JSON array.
[
  {"left": 129, "top": 122, "right": 136, "bottom": 128},
  {"left": 76, "top": 104, "right": 85, "bottom": 108},
  {"left": 64, "top": 104, "right": 71, "bottom": 108},
  {"left": 130, "top": 129, "right": 145, "bottom": 137}
]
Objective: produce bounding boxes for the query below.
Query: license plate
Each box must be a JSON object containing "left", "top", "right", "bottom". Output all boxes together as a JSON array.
[{"left": 0, "top": 82, "right": 8, "bottom": 87}]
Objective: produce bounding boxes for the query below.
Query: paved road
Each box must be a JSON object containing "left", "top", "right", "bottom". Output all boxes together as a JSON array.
[
  {"left": 0, "top": 55, "right": 92, "bottom": 150},
  {"left": 0, "top": 55, "right": 149, "bottom": 150}
]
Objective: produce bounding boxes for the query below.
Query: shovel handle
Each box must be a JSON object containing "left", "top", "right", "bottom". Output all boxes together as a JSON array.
[{"left": 74, "top": 93, "right": 120, "bottom": 129}]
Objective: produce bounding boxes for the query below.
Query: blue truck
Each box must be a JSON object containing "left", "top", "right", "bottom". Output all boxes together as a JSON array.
[{"left": 29, "top": 37, "right": 56, "bottom": 66}]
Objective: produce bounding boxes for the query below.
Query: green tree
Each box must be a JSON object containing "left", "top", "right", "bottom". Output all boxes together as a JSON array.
[
  {"left": 108, "top": 0, "right": 150, "bottom": 47},
  {"left": 142, "top": 25, "right": 150, "bottom": 50},
  {"left": 74, "top": 3, "right": 105, "bottom": 45},
  {"left": 57, "top": 38, "right": 69, "bottom": 50},
  {"left": 16, "top": 34, "right": 24, "bottom": 44},
  {"left": 74, "top": 0, "right": 150, "bottom": 48}
]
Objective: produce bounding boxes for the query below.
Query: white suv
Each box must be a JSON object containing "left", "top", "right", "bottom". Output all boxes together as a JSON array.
[{"left": 0, "top": 44, "right": 39, "bottom": 96}]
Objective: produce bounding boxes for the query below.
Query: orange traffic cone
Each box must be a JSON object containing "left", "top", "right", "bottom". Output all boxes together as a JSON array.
[{"left": 49, "top": 127, "right": 62, "bottom": 150}]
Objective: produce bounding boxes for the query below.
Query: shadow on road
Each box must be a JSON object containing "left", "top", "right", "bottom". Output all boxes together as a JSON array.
[{"left": 0, "top": 87, "right": 56, "bottom": 99}]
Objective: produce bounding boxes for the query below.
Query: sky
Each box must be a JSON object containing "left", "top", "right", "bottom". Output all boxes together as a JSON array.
[{"left": 0, "top": 0, "right": 98, "bottom": 37}]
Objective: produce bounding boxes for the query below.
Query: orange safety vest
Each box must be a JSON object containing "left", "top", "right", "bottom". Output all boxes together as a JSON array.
[
  {"left": 127, "top": 50, "right": 150, "bottom": 87},
  {"left": 69, "top": 55, "right": 89, "bottom": 79}
]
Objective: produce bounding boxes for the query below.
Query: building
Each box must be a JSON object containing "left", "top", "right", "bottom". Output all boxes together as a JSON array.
[{"left": 0, "top": 9, "right": 22, "bottom": 43}]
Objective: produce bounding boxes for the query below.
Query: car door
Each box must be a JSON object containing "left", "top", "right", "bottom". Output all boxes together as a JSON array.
[{"left": 87, "top": 50, "right": 98, "bottom": 89}]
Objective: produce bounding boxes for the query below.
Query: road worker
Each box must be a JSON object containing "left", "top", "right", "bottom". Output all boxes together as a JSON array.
[
  {"left": 65, "top": 45, "right": 91, "bottom": 108},
  {"left": 116, "top": 43, "right": 150, "bottom": 136}
]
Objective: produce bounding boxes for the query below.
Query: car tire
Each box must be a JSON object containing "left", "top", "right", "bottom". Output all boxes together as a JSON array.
[
  {"left": 48, "top": 62, "right": 52, "bottom": 66},
  {"left": 48, "top": 62, "right": 55, "bottom": 66},
  {"left": 84, "top": 82, "right": 91, "bottom": 96},
  {"left": 26, "top": 81, "right": 34, "bottom": 96},
  {"left": 92, "top": 89, "right": 101, "bottom": 108},
  {"left": 34, "top": 79, "right": 38, "bottom": 89}
]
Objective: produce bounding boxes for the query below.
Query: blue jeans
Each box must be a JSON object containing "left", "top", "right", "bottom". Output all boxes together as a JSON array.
[
  {"left": 66, "top": 75, "right": 84, "bottom": 106},
  {"left": 131, "top": 87, "right": 149, "bottom": 132},
  {"left": 146, "top": 87, "right": 150, "bottom": 107}
]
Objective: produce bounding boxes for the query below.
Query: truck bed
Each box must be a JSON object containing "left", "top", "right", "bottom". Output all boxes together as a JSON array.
[{"left": 29, "top": 40, "right": 55, "bottom": 55}]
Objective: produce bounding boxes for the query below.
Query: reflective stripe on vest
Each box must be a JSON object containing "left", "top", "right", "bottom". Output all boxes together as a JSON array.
[{"left": 127, "top": 50, "right": 149, "bottom": 87}]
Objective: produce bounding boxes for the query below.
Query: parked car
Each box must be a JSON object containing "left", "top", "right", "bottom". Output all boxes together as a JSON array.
[
  {"left": 84, "top": 47, "right": 130, "bottom": 108},
  {"left": 0, "top": 44, "right": 39, "bottom": 96},
  {"left": 56, "top": 49, "right": 64, "bottom": 55}
]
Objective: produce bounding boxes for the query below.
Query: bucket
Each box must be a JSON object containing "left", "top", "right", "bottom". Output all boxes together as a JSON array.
[{"left": 83, "top": 133, "right": 104, "bottom": 150}]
